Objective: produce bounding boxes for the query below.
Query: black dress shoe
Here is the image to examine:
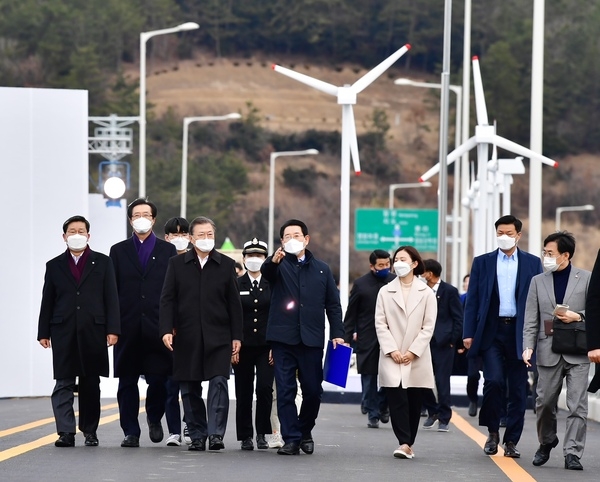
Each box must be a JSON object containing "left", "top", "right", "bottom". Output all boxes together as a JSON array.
[
  {"left": 121, "top": 435, "right": 140, "bottom": 447},
  {"left": 468, "top": 402, "right": 477, "bottom": 417},
  {"left": 84, "top": 433, "right": 99, "bottom": 446},
  {"left": 208, "top": 434, "right": 225, "bottom": 450},
  {"left": 532, "top": 437, "right": 559, "bottom": 466},
  {"left": 241, "top": 437, "right": 254, "bottom": 451},
  {"left": 380, "top": 409, "right": 390, "bottom": 424},
  {"left": 188, "top": 439, "right": 206, "bottom": 451},
  {"left": 55, "top": 432, "right": 75, "bottom": 447},
  {"left": 483, "top": 432, "right": 499, "bottom": 455},
  {"left": 277, "top": 442, "right": 300, "bottom": 455},
  {"left": 256, "top": 434, "right": 268, "bottom": 450},
  {"left": 147, "top": 416, "right": 164, "bottom": 443},
  {"left": 300, "top": 438, "right": 314, "bottom": 455},
  {"left": 565, "top": 453, "right": 583, "bottom": 470},
  {"left": 503, "top": 441, "right": 520, "bottom": 458},
  {"left": 360, "top": 402, "right": 367, "bottom": 414}
]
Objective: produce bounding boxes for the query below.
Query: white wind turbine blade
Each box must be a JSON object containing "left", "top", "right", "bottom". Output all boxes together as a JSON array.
[
  {"left": 419, "top": 136, "right": 478, "bottom": 182},
  {"left": 493, "top": 135, "right": 559, "bottom": 168},
  {"left": 344, "top": 105, "right": 361, "bottom": 174},
  {"left": 351, "top": 44, "right": 411, "bottom": 94},
  {"left": 272, "top": 64, "right": 339, "bottom": 97},
  {"left": 472, "top": 56, "right": 489, "bottom": 126}
]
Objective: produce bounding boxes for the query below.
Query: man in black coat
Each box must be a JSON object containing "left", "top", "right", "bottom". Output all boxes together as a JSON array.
[
  {"left": 38, "top": 215, "right": 120, "bottom": 447},
  {"left": 160, "top": 216, "right": 243, "bottom": 452},
  {"left": 109, "top": 199, "right": 177, "bottom": 448},
  {"left": 421, "top": 259, "right": 464, "bottom": 432},
  {"left": 344, "top": 249, "right": 395, "bottom": 428},
  {"left": 262, "top": 219, "right": 345, "bottom": 456}
]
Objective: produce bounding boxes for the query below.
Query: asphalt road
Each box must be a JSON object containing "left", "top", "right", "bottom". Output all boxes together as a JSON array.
[{"left": 1, "top": 397, "right": 598, "bottom": 481}]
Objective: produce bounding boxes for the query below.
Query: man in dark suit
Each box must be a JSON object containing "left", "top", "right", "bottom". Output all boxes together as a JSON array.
[
  {"left": 233, "top": 238, "right": 273, "bottom": 450},
  {"left": 586, "top": 250, "right": 600, "bottom": 391},
  {"left": 463, "top": 215, "right": 542, "bottom": 458},
  {"left": 421, "top": 259, "right": 463, "bottom": 433},
  {"left": 159, "top": 216, "right": 243, "bottom": 452},
  {"left": 109, "top": 198, "right": 177, "bottom": 448},
  {"left": 343, "top": 249, "right": 395, "bottom": 429},
  {"left": 38, "top": 215, "right": 120, "bottom": 447},
  {"left": 261, "top": 219, "right": 345, "bottom": 455}
]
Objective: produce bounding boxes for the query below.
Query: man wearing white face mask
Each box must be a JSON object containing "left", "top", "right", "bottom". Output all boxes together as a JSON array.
[
  {"left": 38, "top": 215, "right": 120, "bottom": 448},
  {"left": 523, "top": 231, "right": 590, "bottom": 470},
  {"left": 159, "top": 216, "right": 243, "bottom": 452},
  {"left": 232, "top": 238, "right": 274, "bottom": 451},
  {"left": 261, "top": 219, "right": 345, "bottom": 455},
  {"left": 109, "top": 198, "right": 177, "bottom": 448},
  {"left": 463, "top": 215, "right": 542, "bottom": 458}
]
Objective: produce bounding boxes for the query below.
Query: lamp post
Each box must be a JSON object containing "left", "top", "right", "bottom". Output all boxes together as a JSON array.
[
  {"left": 139, "top": 22, "right": 199, "bottom": 198},
  {"left": 388, "top": 182, "right": 432, "bottom": 209},
  {"left": 555, "top": 205, "right": 594, "bottom": 231},
  {"left": 181, "top": 113, "right": 242, "bottom": 218},
  {"left": 394, "top": 78, "right": 462, "bottom": 286},
  {"left": 268, "top": 149, "right": 319, "bottom": 253}
]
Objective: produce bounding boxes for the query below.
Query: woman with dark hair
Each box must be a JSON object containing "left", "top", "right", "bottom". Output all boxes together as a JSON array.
[{"left": 375, "top": 245, "right": 437, "bottom": 459}]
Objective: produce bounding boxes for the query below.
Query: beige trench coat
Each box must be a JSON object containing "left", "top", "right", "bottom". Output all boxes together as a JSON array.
[{"left": 375, "top": 277, "right": 437, "bottom": 388}]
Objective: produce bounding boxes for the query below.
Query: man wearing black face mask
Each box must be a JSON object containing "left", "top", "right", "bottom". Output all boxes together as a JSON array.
[{"left": 344, "top": 249, "right": 396, "bottom": 428}]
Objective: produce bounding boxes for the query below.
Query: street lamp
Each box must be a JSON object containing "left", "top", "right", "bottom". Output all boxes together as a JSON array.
[
  {"left": 395, "top": 78, "right": 462, "bottom": 286},
  {"left": 555, "top": 205, "right": 594, "bottom": 231},
  {"left": 268, "top": 149, "right": 319, "bottom": 253},
  {"left": 139, "top": 22, "right": 199, "bottom": 198},
  {"left": 180, "top": 113, "right": 242, "bottom": 218},
  {"left": 389, "top": 182, "right": 432, "bottom": 209}
]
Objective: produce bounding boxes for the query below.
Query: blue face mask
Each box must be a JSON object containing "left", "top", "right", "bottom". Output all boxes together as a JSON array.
[{"left": 373, "top": 268, "right": 390, "bottom": 279}]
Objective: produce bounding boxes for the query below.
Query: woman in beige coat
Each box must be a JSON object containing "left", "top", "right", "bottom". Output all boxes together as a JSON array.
[{"left": 375, "top": 245, "right": 437, "bottom": 459}]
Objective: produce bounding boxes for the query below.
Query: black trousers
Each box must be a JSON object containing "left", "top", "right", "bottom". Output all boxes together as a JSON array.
[
  {"left": 422, "top": 341, "right": 455, "bottom": 424},
  {"left": 233, "top": 345, "right": 274, "bottom": 440},
  {"left": 117, "top": 374, "right": 167, "bottom": 437},
  {"left": 180, "top": 376, "right": 229, "bottom": 442},
  {"left": 52, "top": 376, "right": 100, "bottom": 434},
  {"left": 386, "top": 385, "right": 425, "bottom": 446}
]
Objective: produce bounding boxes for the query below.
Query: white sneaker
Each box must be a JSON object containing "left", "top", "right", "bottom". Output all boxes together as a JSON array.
[
  {"left": 393, "top": 444, "right": 414, "bottom": 459},
  {"left": 166, "top": 433, "right": 181, "bottom": 446},
  {"left": 183, "top": 424, "right": 192, "bottom": 445},
  {"left": 268, "top": 432, "right": 284, "bottom": 449}
]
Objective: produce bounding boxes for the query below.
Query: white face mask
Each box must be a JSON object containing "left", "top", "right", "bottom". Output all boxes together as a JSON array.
[
  {"left": 393, "top": 261, "right": 413, "bottom": 278},
  {"left": 195, "top": 238, "right": 215, "bottom": 253},
  {"left": 245, "top": 257, "right": 264, "bottom": 273},
  {"left": 497, "top": 234, "right": 517, "bottom": 251},
  {"left": 543, "top": 256, "right": 562, "bottom": 273},
  {"left": 284, "top": 238, "right": 305, "bottom": 256},
  {"left": 66, "top": 234, "right": 88, "bottom": 251},
  {"left": 170, "top": 237, "right": 189, "bottom": 252},
  {"left": 132, "top": 217, "right": 153, "bottom": 234}
]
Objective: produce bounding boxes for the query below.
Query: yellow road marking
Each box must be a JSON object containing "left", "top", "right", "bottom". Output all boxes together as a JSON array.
[
  {"left": 0, "top": 402, "right": 125, "bottom": 463},
  {"left": 451, "top": 410, "right": 537, "bottom": 482}
]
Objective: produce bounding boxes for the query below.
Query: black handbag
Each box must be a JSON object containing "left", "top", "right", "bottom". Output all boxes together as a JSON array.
[{"left": 551, "top": 318, "right": 587, "bottom": 355}]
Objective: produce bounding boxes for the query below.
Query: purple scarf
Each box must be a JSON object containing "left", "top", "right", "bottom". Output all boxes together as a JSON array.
[
  {"left": 132, "top": 232, "right": 156, "bottom": 270},
  {"left": 67, "top": 246, "right": 91, "bottom": 283}
]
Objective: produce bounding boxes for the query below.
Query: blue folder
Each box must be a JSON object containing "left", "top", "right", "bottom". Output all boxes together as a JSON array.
[{"left": 323, "top": 340, "right": 353, "bottom": 388}]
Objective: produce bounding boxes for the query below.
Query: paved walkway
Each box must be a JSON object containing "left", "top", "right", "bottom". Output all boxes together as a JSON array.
[{"left": 0, "top": 397, "right": 597, "bottom": 481}]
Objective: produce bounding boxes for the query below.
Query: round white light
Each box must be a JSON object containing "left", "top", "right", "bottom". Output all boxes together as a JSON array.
[{"left": 104, "top": 177, "right": 126, "bottom": 199}]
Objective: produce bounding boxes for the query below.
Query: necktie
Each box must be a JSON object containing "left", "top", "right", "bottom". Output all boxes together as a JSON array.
[{"left": 253, "top": 280, "right": 258, "bottom": 290}]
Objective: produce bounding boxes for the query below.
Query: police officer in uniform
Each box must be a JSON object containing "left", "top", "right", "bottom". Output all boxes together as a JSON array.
[{"left": 233, "top": 238, "right": 274, "bottom": 450}]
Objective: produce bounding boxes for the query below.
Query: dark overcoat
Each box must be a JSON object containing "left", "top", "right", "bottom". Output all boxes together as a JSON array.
[
  {"left": 343, "top": 270, "right": 395, "bottom": 374},
  {"left": 37, "top": 248, "right": 121, "bottom": 379},
  {"left": 159, "top": 249, "right": 243, "bottom": 381},
  {"left": 109, "top": 235, "right": 177, "bottom": 377}
]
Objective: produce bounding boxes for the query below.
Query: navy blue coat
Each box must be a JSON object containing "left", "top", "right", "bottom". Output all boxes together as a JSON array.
[
  {"left": 237, "top": 273, "right": 271, "bottom": 347},
  {"left": 432, "top": 280, "right": 464, "bottom": 347},
  {"left": 463, "top": 248, "right": 542, "bottom": 359},
  {"left": 37, "top": 249, "right": 120, "bottom": 379},
  {"left": 109, "top": 234, "right": 177, "bottom": 377},
  {"left": 261, "top": 249, "right": 344, "bottom": 347}
]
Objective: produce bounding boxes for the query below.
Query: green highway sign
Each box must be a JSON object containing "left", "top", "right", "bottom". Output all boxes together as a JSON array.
[{"left": 355, "top": 208, "right": 438, "bottom": 252}]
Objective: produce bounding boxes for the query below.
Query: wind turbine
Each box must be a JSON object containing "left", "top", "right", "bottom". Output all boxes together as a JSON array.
[
  {"left": 272, "top": 44, "right": 411, "bottom": 312},
  {"left": 418, "top": 56, "right": 558, "bottom": 256}
]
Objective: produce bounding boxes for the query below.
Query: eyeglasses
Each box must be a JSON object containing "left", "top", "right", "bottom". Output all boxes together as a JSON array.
[
  {"left": 541, "top": 251, "right": 560, "bottom": 258},
  {"left": 131, "top": 213, "right": 153, "bottom": 220},
  {"left": 282, "top": 234, "right": 305, "bottom": 241}
]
